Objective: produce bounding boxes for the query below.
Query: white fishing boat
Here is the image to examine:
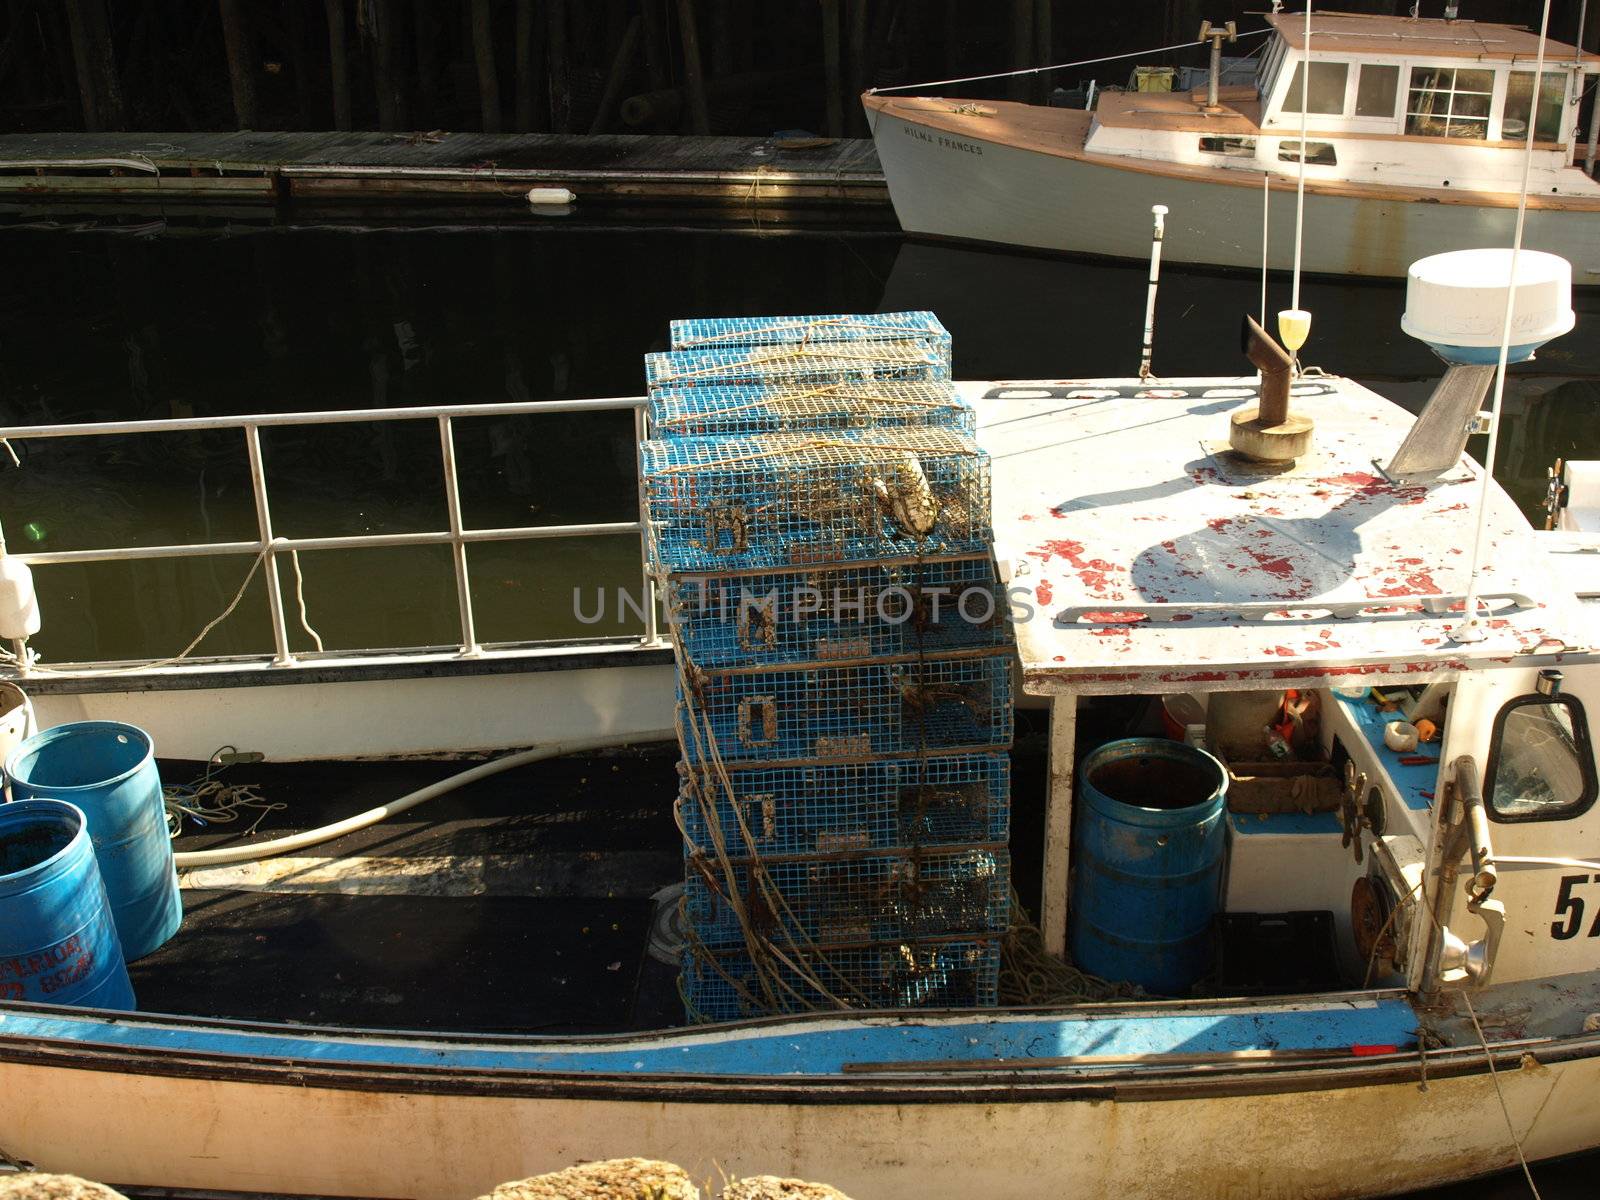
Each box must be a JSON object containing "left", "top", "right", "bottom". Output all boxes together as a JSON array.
[
  {"left": 864, "top": 9, "right": 1600, "bottom": 280},
  {"left": 1, "top": 225, "right": 1600, "bottom": 1200}
]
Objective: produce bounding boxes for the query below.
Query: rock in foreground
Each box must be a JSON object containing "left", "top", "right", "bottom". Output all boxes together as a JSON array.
[
  {"left": 0, "top": 1178, "right": 128, "bottom": 1200},
  {"left": 481, "top": 1158, "right": 699, "bottom": 1200}
]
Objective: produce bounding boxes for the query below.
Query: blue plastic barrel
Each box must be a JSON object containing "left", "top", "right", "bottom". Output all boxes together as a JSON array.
[
  {"left": 0, "top": 798, "right": 136, "bottom": 1010},
  {"left": 6, "top": 721, "right": 181, "bottom": 962},
  {"left": 1070, "top": 737, "right": 1227, "bottom": 994}
]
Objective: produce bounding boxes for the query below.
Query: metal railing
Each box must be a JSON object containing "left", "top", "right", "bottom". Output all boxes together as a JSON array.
[{"left": 0, "top": 397, "right": 663, "bottom": 669}]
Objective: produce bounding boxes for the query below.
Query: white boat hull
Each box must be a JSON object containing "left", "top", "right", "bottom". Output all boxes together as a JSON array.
[
  {"left": 867, "top": 105, "right": 1600, "bottom": 281},
  {"left": 4, "top": 1043, "right": 1598, "bottom": 1198}
]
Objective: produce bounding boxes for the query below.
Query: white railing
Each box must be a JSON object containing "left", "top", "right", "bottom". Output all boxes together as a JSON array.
[{"left": 0, "top": 397, "right": 662, "bottom": 668}]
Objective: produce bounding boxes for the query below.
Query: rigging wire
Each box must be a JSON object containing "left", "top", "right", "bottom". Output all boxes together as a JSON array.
[
  {"left": 1456, "top": 0, "right": 1556, "bottom": 641},
  {"left": 1291, "top": 2, "right": 1309, "bottom": 313}
]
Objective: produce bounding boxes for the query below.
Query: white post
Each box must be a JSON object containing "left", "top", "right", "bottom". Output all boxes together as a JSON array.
[
  {"left": 1041, "top": 694, "right": 1078, "bottom": 958},
  {"left": 1138, "top": 204, "right": 1169, "bottom": 381}
]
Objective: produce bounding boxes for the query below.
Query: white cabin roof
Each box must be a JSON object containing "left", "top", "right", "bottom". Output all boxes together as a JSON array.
[
  {"left": 1266, "top": 11, "right": 1598, "bottom": 66},
  {"left": 967, "top": 375, "right": 1595, "bottom": 696}
]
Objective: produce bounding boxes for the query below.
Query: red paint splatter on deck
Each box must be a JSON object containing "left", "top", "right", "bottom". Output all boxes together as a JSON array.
[
  {"left": 1018, "top": 513, "right": 1036, "bottom": 521},
  {"left": 1033, "top": 539, "right": 1123, "bottom": 597},
  {"left": 1034, "top": 580, "right": 1054, "bottom": 605}
]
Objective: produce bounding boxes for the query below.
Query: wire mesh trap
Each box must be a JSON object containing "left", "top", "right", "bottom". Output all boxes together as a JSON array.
[
  {"left": 641, "top": 428, "right": 992, "bottom": 572},
  {"left": 645, "top": 339, "right": 950, "bottom": 391},
  {"left": 666, "top": 555, "right": 1008, "bottom": 669},
  {"left": 678, "top": 650, "right": 1013, "bottom": 766},
  {"left": 684, "top": 844, "right": 1010, "bottom": 949},
  {"left": 681, "top": 935, "right": 1002, "bottom": 1022},
  {"left": 649, "top": 380, "right": 974, "bottom": 439},
  {"left": 677, "top": 751, "right": 1010, "bottom": 859},
  {"left": 669, "top": 311, "right": 952, "bottom": 361}
]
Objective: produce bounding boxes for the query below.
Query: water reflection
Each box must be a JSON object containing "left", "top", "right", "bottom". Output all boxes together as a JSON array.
[{"left": 0, "top": 223, "right": 1596, "bottom": 665}]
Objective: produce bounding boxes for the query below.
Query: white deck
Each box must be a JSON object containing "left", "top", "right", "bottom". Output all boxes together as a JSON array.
[{"left": 967, "top": 375, "right": 1596, "bottom": 696}]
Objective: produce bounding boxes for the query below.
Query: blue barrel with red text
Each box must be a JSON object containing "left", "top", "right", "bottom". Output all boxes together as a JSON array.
[
  {"left": 0, "top": 798, "right": 136, "bottom": 1010},
  {"left": 1070, "top": 737, "right": 1227, "bottom": 995},
  {"left": 7, "top": 721, "right": 181, "bottom": 961}
]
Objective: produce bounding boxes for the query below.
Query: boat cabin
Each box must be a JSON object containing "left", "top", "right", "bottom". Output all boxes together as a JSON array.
[{"left": 1086, "top": 11, "right": 1600, "bottom": 195}]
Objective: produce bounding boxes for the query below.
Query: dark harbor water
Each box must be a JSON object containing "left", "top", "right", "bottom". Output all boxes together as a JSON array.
[
  {"left": 3, "top": 217, "right": 1598, "bottom": 667},
  {"left": 2, "top": 218, "right": 1599, "bottom": 1196}
]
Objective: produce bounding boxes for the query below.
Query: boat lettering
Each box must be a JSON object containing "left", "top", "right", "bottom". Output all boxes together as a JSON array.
[
  {"left": 0, "top": 934, "right": 86, "bottom": 982},
  {"left": 903, "top": 126, "right": 983, "bottom": 155},
  {"left": 1549, "top": 873, "right": 1600, "bottom": 939},
  {"left": 37, "top": 951, "right": 95, "bottom": 995}
]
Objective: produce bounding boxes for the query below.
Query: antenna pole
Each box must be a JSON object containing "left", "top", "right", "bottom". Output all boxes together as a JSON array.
[
  {"left": 1455, "top": 0, "right": 1554, "bottom": 644},
  {"left": 1139, "top": 204, "right": 1169, "bottom": 380}
]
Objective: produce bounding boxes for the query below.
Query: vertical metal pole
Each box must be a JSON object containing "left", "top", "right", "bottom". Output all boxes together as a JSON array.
[
  {"left": 1292, "top": 8, "right": 1309, "bottom": 312},
  {"left": 635, "top": 403, "right": 662, "bottom": 646},
  {"left": 438, "top": 416, "right": 482, "bottom": 656},
  {"left": 244, "top": 425, "right": 293, "bottom": 666},
  {"left": 1138, "top": 204, "right": 1168, "bottom": 381},
  {"left": 1207, "top": 32, "right": 1222, "bottom": 109},
  {"left": 1041, "top": 694, "right": 1077, "bottom": 958}
]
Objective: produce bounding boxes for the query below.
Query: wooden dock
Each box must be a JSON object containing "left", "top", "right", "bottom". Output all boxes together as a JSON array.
[{"left": 0, "top": 131, "right": 886, "bottom": 208}]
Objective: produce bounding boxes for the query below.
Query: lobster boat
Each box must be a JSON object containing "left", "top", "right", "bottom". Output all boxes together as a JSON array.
[{"left": 2, "top": 249, "right": 1600, "bottom": 1200}]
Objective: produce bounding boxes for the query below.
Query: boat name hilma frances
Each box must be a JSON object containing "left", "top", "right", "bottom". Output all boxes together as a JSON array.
[{"left": 902, "top": 125, "right": 983, "bottom": 156}]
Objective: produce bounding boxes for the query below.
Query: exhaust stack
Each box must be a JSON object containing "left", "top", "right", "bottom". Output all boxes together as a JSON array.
[{"left": 1228, "top": 314, "right": 1312, "bottom": 463}]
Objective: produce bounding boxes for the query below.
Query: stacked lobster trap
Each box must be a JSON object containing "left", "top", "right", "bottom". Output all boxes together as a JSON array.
[{"left": 639, "top": 311, "right": 1016, "bottom": 1022}]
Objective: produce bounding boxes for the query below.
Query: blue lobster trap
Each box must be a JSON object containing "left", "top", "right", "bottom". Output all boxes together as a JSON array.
[
  {"left": 680, "top": 936, "right": 1002, "bottom": 1022},
  {"left": 645, "top": 339, "right": 949, "bottom": 391},
  {"left": 678, "top": 650, "right": 1012, "bottom": 766},
  {"left": 683, "top": 846, "right": 1009, "bottom": 949},
  {"left": 677, "top": 751, "right": 1009, "bottom": 859},
  {"left": 641, "top": 429, "right": 991, "bottom": 572},
  {"left": 666, "top": 555, "right": 1007, "bottom": 669},
  {"left": 648, "top": 380, "right": 974, "bottom": 439},
  {"left": 669, "top": 311, "right": 951, "bottom": 361}
]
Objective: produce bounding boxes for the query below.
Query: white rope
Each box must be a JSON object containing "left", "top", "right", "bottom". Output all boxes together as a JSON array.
[
  {"left": 1458, "top": 0, "right": 1555, "bottom": 640},
  {"left": 1291, "top": 3, "right": 1309, "bottom": 313},
  {"left": 1460, "top": 990, "right": 1545, "bottom": 1200},
  {"left": 289, "top": 548, "right": 324, "bottom": 653},
  {"left": 867, "top": 30, "right": 1270, "bottom": 95}
]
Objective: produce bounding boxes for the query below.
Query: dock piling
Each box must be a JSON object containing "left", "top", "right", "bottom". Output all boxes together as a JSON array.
[
  {"left": 325, "top": 0, "right": 352, "bottom": 131},
  {"left": 470, "top": 0, "right": 503, "bottom": 133},
  {"left": 217, "top": 0, "right": 258, "bottom": 130}
]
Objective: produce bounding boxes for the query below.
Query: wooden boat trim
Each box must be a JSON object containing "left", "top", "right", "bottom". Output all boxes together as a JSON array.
[{"left": 861, "top": 94, "right": 1600, "bottom": 213}]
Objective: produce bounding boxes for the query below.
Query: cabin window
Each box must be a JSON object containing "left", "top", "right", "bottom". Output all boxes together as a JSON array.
[
  {"left": 1278, "top": 140, "right": 1337, "bottom": 166},
  {"left": 1503, "top": 70, "right": 1566, "bottom": 142},
  {"left": 1355, "top": 64, "right": 1400, "bottom": 118},
  {"left": 1281, "top": 61, "right": 1349, "bottom": 115},
  {"left": 1199, "top": 136, "right": 1257, "bottom": 157},
  {"left": 1486, "top": 693, "right": 1597, "bottom": 823},
  {"left": 1406, "top": 66, "right": 1494, "bottom": 139}
]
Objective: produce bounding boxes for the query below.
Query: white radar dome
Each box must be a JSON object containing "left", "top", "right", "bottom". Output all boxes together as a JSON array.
[{"left": 1400, "top": 248, "right": 1574, "bottom": 365}]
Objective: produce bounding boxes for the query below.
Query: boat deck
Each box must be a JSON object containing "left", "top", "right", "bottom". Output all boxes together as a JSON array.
[{"left": 968, "top": 376, "right": 1598, "bottom": 696}]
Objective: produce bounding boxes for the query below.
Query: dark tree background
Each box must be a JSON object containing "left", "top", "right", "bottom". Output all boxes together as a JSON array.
[{"left": 0, "top": 1, "right": 1593, "bottom": 138}]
